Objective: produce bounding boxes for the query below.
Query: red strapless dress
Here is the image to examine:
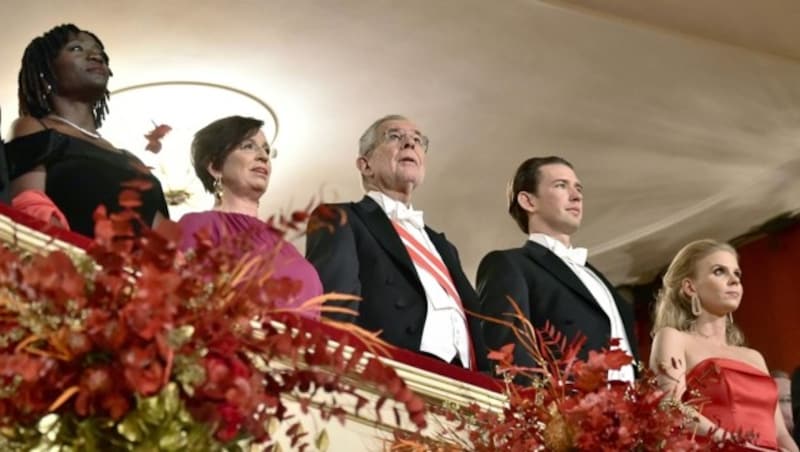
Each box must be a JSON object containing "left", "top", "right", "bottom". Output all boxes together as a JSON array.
[{"left": 684, "top": 357, "right": 779, "bottom": 450}]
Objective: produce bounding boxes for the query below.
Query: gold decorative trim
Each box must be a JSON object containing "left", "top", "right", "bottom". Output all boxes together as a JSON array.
[{"left": 0, "top": 214, "right": 87, "bottom": 257}]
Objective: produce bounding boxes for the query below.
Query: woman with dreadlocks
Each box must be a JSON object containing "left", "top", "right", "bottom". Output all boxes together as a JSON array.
[{"left": 5, "top": 24, "right": 168, "bottom": 237}]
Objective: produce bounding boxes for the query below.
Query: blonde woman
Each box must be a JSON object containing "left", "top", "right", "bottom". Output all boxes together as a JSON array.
[{"left": 650, "top": 239, "right": 797, "bottom": 451}]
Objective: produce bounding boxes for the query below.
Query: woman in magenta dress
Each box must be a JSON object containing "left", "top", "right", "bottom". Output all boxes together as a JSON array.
[
  {"left": 178, "top": 116, "right": 322, "bottom": 319},
  {"left": 650, "top": 239, "right": 797, "bottom": 451}
]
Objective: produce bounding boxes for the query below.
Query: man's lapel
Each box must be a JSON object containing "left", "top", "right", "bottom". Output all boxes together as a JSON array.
[
  {"left": 587, "top": 262, "right": 637, "bottom": 343},
  {"left": 351, "top": 196, "right": 420, "bottom": 280},
  {"left": 522, "top": 240, "right": 600, "bottom": 309}
]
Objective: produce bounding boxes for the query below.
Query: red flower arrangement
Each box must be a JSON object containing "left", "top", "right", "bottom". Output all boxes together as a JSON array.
[
  {"left": 390, "top": 303, "right": 749, "bottom": 451},
  {"left": 0, "top": 193, "right": 426, "bottom": 450}
]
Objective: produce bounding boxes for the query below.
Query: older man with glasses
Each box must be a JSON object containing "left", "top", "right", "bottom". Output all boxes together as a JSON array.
[{"left": 306, "top": 114, "right": 489, "bottom": 372}]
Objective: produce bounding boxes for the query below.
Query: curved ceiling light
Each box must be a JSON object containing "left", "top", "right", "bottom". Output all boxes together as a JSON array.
[{"left": 101, "top": 81, "right": 279, "bottom": 219}]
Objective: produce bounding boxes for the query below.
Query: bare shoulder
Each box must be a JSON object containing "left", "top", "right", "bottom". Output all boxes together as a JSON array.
[
  {"left": 734, "top": 346, "right": 769, "bottom": 372},
  {"left": 650, "top": 327, "right": 689, "bottom": 370},
  {"left": 10, "top": 116, "right": 46, "bottom": 139},
  {"left": 652, "top": 326, "right": 688, "bottom": 345}
]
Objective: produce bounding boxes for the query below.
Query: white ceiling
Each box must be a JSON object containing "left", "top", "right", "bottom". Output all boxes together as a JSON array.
[{"left": 2, "top": 0, "right": 799, "bottom": 285}]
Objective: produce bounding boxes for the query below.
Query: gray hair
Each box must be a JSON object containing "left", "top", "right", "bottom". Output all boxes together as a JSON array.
[{"left": 358, "top": 114, "right": 408, "bottom": 156}]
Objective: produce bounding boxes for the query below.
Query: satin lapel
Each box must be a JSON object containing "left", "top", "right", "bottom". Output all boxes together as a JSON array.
[
  {"left": 351, "top": 196, "right": 419, "bottom": 278},
  {"left": 523, "top": 241, "right": 600, "bottom": 309},
  {"left": 587, "top": 262, "right": 637, "bottom": 344}
]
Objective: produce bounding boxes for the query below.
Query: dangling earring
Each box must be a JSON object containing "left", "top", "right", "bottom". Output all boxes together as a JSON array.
[
  {"left": 727, "top": 312, "right": 734, "bottom": 324},
  {"left": 691, "top": 294, "right": 702, "bottom": 316},
  {"left": 212, "top": 176, "right": 223, "bottom": 201}
]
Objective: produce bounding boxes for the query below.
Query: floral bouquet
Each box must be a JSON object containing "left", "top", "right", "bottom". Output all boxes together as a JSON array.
[
  {"left": 390, "top": 302, "right": 747, "bottom": 451},
  {"left": 0, "top": 195, "right": 425, "bottom": 451}
]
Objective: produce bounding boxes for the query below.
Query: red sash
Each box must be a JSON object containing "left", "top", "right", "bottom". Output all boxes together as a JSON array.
[{"left": 392, "top": 221, "right": 477, "bottom": 370}]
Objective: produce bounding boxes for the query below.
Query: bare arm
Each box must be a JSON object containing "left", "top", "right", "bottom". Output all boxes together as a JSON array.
[
  {"left": 650, "top": 327, "right": 731, "bottom": 441},
  {"left": 9, "top": 170, "right": 46, "bottom": 197}
]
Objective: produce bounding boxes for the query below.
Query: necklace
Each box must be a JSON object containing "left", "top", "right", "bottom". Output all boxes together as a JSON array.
[{"left": 49, "top": 115, "right": 102, "bottom": 140}]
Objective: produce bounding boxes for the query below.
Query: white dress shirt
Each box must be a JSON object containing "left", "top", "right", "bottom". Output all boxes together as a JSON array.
[
  {"left": 529, "top": 233, "right": 635, "bottom": 382},
  {"left": 367, "top": 191, "right": 470, "bottom": 367}
]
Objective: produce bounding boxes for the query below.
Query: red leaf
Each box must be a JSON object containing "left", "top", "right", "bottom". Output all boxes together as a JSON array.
[
  {"left": 144, "top": 124, "right": 172, "bottom": 153},
  {"left": 406, "top": 395, "right": 424, "bottom": 414},
  {"left": 487, "top": 343, "right": 515, "bottom": 366}
]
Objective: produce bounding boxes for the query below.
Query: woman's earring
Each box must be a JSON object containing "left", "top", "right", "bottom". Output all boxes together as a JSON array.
[
  {"left": 212, "top": 176, "right": 223, "bottom": 201},
  {"left": 691, "top": 294, "right": 702, "bottom": 316}
]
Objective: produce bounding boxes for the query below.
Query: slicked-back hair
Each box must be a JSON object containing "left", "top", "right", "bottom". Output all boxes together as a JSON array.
[
  {"left": 18, "top": 24, "right": 111, "bottom": 128},
  {"left": 192, "top": 116, "right": 264, "bottom": 193},
  {"left": 507, "top": 156, "right": 574, "bottom": 234}
]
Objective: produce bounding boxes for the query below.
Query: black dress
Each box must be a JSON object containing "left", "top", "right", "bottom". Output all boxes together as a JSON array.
[{"left": 5, "top": 129, "right": 169, "bottom": 237}]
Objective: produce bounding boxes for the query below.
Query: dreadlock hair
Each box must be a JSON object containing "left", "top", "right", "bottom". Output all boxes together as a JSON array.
[{"left": 18, "top": 24, "right": 111, "bottom": 128}]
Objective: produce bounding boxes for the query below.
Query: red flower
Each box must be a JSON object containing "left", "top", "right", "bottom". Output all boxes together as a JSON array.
[
  {"left": 121, "top": 344, "right": 166, "bottom": 396},
  {"left": 102, "top": 392, "right": 132, "bottom": 421},
  {"left": 216, "top": 403, "right": 244, "bottom": 442},
  {"left": 199, "top": 355, "right": 232, "bottom": 400},
  {"left": 572, "top": 348, "right": 633, "bottom": 392},
  {"left": 75, "top": 366, "right": 128, "bottom": 418},
  {"left": 0, "top": 189, "right": 426, "bottom": 450},
  {"left": 86, "top": 309, "right": 129, "bottom": 351},
  {"left": 19, "top": 251, "right": 86, "bottom": 310},
  {"left": 143, "top": 124, "right": 172, "bottom": 153}
]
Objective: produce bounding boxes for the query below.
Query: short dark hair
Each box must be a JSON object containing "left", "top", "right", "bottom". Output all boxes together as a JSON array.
[
  {"left": 191, "top": 116, "right": 264, "bottom": 193},
  {"left": 18, "top": 24, "right": 111, "bottom": 127},
  {"left": 507, "top": 156, "right": 574, "bottom": 234}
]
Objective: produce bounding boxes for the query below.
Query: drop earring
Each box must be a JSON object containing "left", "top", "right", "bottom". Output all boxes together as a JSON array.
[
  {"left": 691, "top": 294, "right": 702, "bottom": 316},
  {"left": 213, "top": 176, "right": 223, "bottom": 201}
]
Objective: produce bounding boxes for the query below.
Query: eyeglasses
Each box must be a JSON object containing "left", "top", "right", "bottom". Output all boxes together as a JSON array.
[
  {"left": 238, "top": 139, "right": 277, "bottom": 159},
  {"left": 382, "top": 128, "right": 429, "bottom": 152}
]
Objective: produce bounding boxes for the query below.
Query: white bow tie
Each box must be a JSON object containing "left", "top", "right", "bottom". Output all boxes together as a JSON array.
[
  {"left": 391, "top": 206, "right": 425, "bottom": 229},
  {"left": 559, "top": 247, "right": 588, "bottom": 266}
]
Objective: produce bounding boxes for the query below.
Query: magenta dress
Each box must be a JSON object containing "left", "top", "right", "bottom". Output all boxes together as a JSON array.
[{"left": 178, "top": 211, "right": 322, "bottom": 320}]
